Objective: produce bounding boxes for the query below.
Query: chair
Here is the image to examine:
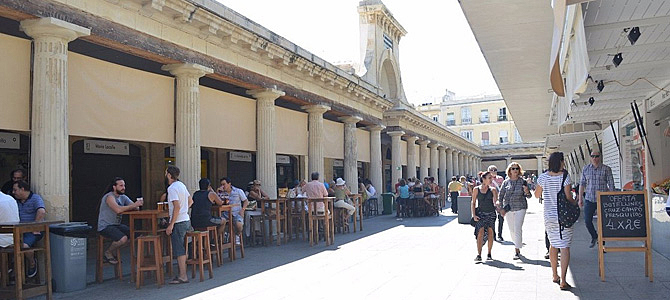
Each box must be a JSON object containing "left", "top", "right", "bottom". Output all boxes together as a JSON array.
[
  {"left": 96, "top": 234, "right": 123, "bottom": 284},
  {"left": 307, "top": 198, "right": 335, "bottom": 246},
  {"left": 263, "top": 200, "right": 288, "bottom": 246},
  {"left": 135, "top": 235, "right": 163, "bottom": 289},
  {"left": 287, "top": 198, "right": 307, "bottom": 241},
  {"left": 246, "top": 210, "right": 265, "bottom": 247},
  {"left": 194, "top": 226, "right": 221, "bottom": 267},
  {"left": 364, "top": 197, "right": 379, "bottom": 217},
  {"left": 333, "top": 207, "right": 350, "bottom": 234},
  {"left": 184, "top": 231, "right": 213, "bottom": 282}
]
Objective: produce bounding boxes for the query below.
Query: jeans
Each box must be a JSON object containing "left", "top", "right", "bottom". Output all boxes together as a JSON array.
[
  {"left": 583, "top": 200, "right": 598, "bottom": 240},
  {"left": 450, "top": 192, "right": 459, "bottom": 212},
  {"left": 493, "top": 212, "right": 504, "bottom": 238},
  {"left": 505, "top": 209, "right": 526, "bottom": 249}
]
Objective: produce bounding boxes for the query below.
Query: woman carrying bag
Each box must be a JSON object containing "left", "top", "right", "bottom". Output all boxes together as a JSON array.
[
  {"left": 498, "top": 162, "right": 532, "bottom": 260},
  {"left": 471, "top": 171, "right": 499, "bottom": 262}
]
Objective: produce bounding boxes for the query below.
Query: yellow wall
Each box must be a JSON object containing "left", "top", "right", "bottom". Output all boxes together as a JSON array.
[
  {"left": 200, "top": 86, "right": 256, "bottom": 151},
  {"left": 276, "top": 107, "right": 308, "bottom": 156},
  {"left": 323, "top": 120, "right": 344, "bottom": 159},
  {"left": 0, "top": 34, "right": 30, "bottom": 131},
  {"left": 356, "top": 129, "right": 370, "bottom": 162}
]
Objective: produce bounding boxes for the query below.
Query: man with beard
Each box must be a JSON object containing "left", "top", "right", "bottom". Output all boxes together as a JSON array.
[{"left": 97, "top": 177, "right": 143, "bottom": 264}]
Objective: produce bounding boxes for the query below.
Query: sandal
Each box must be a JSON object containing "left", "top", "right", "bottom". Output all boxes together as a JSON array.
[
  {"left": 560, "top": 282, "right": 572, "bottom": 290},
  {"left": 169, "top": 276, "right": 190, "bottom": 284},
  {"left": 103, "top": 254, "right": 118, "bottom": 265},
  {"left": 552, "top": 276, "right": 560, "bottom": 284}
]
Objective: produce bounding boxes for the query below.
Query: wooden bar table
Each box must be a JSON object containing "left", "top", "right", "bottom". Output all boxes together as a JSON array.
[
  {"left": 0, "top": 220, "right": 62, "bottom": 300},
  {"left": 121, "top": 210, "right": 168, "bottom": 282},
  {"left": 210, "top": 205, "right": 237, "bottom": 259},
  {"left": 305, "top": 198, "right": 335, "bottom": 246},
  {"left": 350, "top": 194, "right": 364, "bottom": 232},
  {"left": 257, "top": 199, "right": 288, "bottom": 246}
]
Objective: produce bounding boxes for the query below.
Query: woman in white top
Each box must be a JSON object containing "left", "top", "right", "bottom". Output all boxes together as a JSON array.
[{"left": 535, "top": 152, "right": 575, "bottom": 291}]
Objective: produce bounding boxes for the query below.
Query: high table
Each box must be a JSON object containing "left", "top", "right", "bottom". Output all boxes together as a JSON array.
[
  {"left": 0, "top": 221, "right": 62, "bottom": 300},
  {"left": 121, "top": 210, "right": 169, "bottom": 282},
  {"left": 257, "top": 199, "right": 288, "bottom": 246},
  {"left": 210, "top": 205, "right": 238, "bottom": 259},
  {"left": 304, "top": 198, "right": 335, "bottom": 246},
  {"left": 349, "top": 194, "right": 364, "bottom": 232}
]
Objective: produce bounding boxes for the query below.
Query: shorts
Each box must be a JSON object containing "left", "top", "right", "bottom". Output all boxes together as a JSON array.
[
  {"left": 191, "top": 217, "right": 223, "bottom": 229},
  {"left": 170, "top": 220, "right": 191, "bottom": 257},
  {"left": 223, "top": 211, "right": 244, "bottom": 225},
  {"left": 23, "top": 232, "right": 43, "bottom": 247},
  {"left": 99, "top": 224, "right": 130, "bottom": 242}
]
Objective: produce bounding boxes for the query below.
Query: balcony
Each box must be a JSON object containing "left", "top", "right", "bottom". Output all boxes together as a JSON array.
[
  {"left": 479, "top": 117, "right": 489, "bottom": 123},
  {"left": 498, "top": 115, "right": 508, "bottom": 121},
  {"left": 446, "top": 120, "right": 456, "bottom": 126},
  {"left": 461, "top": 118, "right": 472, "bottom": 124},
  {"left": 481, "top": 140, "right": 490, "bottom": 146}
]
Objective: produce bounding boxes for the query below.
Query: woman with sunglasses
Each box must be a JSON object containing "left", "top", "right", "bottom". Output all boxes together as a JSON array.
[
  {"left": 471, "top": 171, "right": 499, "bottom": 262},
  {"left": 498, "top": 162, "right": 532, "bottom": 260}
]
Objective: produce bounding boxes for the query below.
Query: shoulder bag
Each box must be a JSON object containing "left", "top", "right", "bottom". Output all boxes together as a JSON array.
[{"left": 557, "top": 171, "right": 580, "bottom": 239}]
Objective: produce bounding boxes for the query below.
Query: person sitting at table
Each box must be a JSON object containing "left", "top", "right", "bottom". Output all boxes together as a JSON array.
[
  {"left": 0, "top": 190, "right": 19, "bottom": 248},
  {"left": 412, "top": 178, "right": 424, "bottom": 199},
  {"left": 12, "top": 180, "right": 46, "bottom": 278},
  {"left": 288, "top": 180, "right": 307, "bottom": 198},
  {"left": 303, "top": 172, "right": 329, "bottom": 214},
  {"left": 97, "top": 177, "right": 143, "bottom": 265},
  {"left": 333, "top": 178, "right": 356, "bottom": 217},
  {"left": 191, "top": 178, "right": 225, "bottom": 231},
  {"left": 218, "top": 177, "right": 248, "bottom": 245}
]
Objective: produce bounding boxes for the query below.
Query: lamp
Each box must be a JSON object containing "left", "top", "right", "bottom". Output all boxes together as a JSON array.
[
  {"left": 628, "top": 27, "right": 641, "bottom": 45},
  {"left": 597, "top": 80, "right": 605, "bottom": 92},
  {"left": 613, "top": 53, "right": 623, "bottom": 67},
  {"left": 588, "top": 97, "right": 595, "bottom": 106}
]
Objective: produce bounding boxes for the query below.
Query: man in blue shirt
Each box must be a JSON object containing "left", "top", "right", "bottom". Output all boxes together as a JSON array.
[
  {"left": 578, "top": 150, "right": 615, "bottom": 248},
  {"left": 12, "top": 180, "right": 46, "bottom": 278}
]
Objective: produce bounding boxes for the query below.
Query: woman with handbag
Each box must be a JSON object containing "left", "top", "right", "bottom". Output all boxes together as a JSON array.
[
  {"left": 471, "top": 171, "right": 499, "bottom": 262},
  {"left": 498, "top": 162, "right": 532, "bottom": 260},
  {"left": 535, "top": 152, "right": 576, "bottom": 291}
]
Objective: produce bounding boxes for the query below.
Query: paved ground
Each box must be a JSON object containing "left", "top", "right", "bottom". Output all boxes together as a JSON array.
[{"left": 43, "top": 197, "right": 670, "bottom": 299}]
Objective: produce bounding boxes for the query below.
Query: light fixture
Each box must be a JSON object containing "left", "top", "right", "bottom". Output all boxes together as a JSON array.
[
  {"left": 588, "top": 97, "right": 595, "bottom": 106},
  {"left": 597, "top": 80, "right": 605, "bottom": 92},
  {"left": 613, "top": 53, "right": 623, "bottom": 67},
  {"left": 628, "top": 27, "right": 641, "bottom": 45}
]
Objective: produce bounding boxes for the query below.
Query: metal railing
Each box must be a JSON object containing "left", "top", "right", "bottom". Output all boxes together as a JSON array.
[
  {"left": 498, "top": 115, "right": 507, "bottom": 121},
  {"left": 446, "top": 120, "right": 456, "bottom": 126},
  {"left": 479, "top": 117, "right": 489, "bottom": 123},
  {"left": 461, "top": 118, "right": 472, "bottom": 124}
]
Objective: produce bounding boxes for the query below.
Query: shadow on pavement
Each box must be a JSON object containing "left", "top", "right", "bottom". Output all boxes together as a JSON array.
[{"left": 483, "top": 259, "right": 524, "bottom": 271}]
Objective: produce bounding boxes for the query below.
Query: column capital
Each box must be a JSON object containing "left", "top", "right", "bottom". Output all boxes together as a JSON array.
[
  {"left": 301, "top": 104, "right": 331, "bottom": 114},
  {"left": 20, "top": 17, "right": 90, "bottom": 41},
  {"left": 428, "top": 142, "right": 440, "bottom": 149},
  {"left": 338, "top": 115, "right": 363, "bottom": 124},
  {"left": 417, "top": 139, "right": 431, "bottom": 146},
  {"left": 406, "top": 136, "right": 419, "bottom": 144},
  {"left": 437, "top": 145, "right": 445, "bottom": 151},
  {"left": 246, "top": 88, "right": 285, "bottom": 101},
  {"left": 366, "top": 124, "right": 386, "bottom": 132},
  {"left": 162, "top": 63, "right": 213, "bottom": 78},
  {"left": 536, "top": 155, "right": 544, "bottom": 159},
  {"left": 387, "top": 130, "right": 405, "bottom": 137}
]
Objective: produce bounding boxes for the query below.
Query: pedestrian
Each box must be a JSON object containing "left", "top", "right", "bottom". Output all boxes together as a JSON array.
[
  {"left": 488, "top": 165, "right": 505, "bottom": 241},
  {"left": 535, "top": 152, "right": 575, "bottom": 290},
  {"left": 578, "top": 149, "right": 615, "bottom": 248},
  {"left": 165, "top": 166, "right": 193, "bottom": 285},
  {"left": 498, "top": 162, "right": 532, "bottom": 259},
  {"left": 395, "top": 179, "right": 410, "bottom": 218},
  {"left": 448, "top": 176, "right": 462, "bottom": 213},
  {"left": 472, "top": 171, "right": 499, "bottom": 262}
]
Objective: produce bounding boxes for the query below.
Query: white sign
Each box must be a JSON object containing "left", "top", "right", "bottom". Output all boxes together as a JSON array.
[
  {"left": 277, "top": 155, "right": 291, "bottom": 164},
  {"left": 230, "top": 151, "right": 252, "bottom": 162},
  {"left": 84, "top": 140, "right": 129, "bottom": 155},
  {"left": 333, "top": 160, "right": 344, "bottom": 167},
  {"left": 0, "top": 132, "right": 20, "bottom": 149},
  {"left": 357, "top": 162, "right": 363, "bottom": 168}
]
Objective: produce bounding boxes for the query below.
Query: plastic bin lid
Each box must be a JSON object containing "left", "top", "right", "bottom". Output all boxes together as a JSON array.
[{"left": 49, "top": 222, "right": 91, "bottom": 235}]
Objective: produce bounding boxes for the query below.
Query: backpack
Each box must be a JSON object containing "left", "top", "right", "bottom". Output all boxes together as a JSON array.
[{"left": 557, "top": 171, "right": 580, "bottom": 239}]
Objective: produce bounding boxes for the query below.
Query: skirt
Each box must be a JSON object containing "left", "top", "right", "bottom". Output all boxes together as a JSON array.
[
  {"left": 474, "top": 211, "right": 497, "bottom": 242},
  {"left": 545, "top": 220, "right": 573, "bottom": 249}
]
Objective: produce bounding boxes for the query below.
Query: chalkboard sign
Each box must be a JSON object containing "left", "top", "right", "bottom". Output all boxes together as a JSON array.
[{"left": 598, "top": 191, "right": 647, "bottom": 238}]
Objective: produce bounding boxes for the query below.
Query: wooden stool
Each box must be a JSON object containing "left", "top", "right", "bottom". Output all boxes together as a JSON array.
[
  {"left": 233, "top": 230, "right": 245, "bottom": 259},
  {"left": 96, "top": 234, "right": 123, "bottom": 284},
  {"left": 136, "top": 235, "right": 163, "bottom": 289},
  {"left": 333, "top": 208, "right": 350, "bottom": 234},
  {"left": 159, "top": 230, "right": 173, "bottom": 279},
  {"left": 194, "top": 226, "right": 222, "bottom": 267},
  {"left": 185, "top": 231, "right": 213, "bottom": 282},
  {"left": 287, "top": 199, "right": 306, "bottom": 241}
]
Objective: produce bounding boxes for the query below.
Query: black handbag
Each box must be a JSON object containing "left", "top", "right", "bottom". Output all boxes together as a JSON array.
[
  {"left": 470, "top": 208, "right": 480, "bottom": 227},
  {"left": 557, "top": 171, "right": 580, "bottom": 239}
]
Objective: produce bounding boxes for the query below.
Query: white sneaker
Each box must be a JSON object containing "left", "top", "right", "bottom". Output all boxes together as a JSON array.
[{"left": 235, "top": 236, "right": 241, "bottom": 245}]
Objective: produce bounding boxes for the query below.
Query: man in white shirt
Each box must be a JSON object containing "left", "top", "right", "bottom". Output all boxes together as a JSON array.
[
  {"left": 0, "top": 191, "right": 19, "bottom": 248},
  {"left": 165, "top": 166, "right": 192, "bottom": 284}
]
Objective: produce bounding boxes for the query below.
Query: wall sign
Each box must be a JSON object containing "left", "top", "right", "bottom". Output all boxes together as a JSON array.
[
  {"left": 277, "top": 155, "right": 291, "bottom": 164},
  {"left": 83, "top": 140, "right": 129, "bottom": 155},
  {"left": 229, "top": 151, "right": 252, "bottom": 162},
  {"left": 333, "top": 160, "right": 344, "bottom": 167},
  {"left": 0, "top": 132, "right": 20, "bottom": 150}
]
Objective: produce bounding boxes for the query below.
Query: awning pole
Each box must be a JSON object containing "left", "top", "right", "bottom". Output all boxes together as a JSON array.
[
  {"left": 633, "top": 101, "right": 655, "bottom": 166},
  {"left": 609, "top": 120, "right": 623, "bottom": 160}
]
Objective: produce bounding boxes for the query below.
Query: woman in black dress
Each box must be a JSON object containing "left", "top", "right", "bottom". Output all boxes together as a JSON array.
[{"left": 472, "top": 171, "right": 499, "bottom": 262}]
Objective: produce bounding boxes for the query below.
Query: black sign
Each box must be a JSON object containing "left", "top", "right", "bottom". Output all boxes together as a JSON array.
[{"left": 599, "top": 192, "right": 647, "bottom": 238}]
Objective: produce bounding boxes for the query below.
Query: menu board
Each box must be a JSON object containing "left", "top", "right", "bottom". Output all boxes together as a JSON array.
[{"left": 598, "top": 191, "right": 647, "bottom": 238}]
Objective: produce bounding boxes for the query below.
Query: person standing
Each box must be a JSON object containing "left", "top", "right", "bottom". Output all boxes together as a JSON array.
[
  {"left": 448, "top": 176, "right": 462, "bottom": 214},
  {"left": 472, "top": 171, "right": 499, "bottom": 262},
  {"left": 536, "top": 152, "right": 575, "bottom": 290},
  {"left": 498, "top": 163, "right": 532, "bottom": 260},
  {"left": 488, "top": 165, "right": 505, "bottom": 241},
  {"left": 395, "top": 179, "right": 410, "bottom": 218},
  {"left": 578, "top": 150, "right": 615, "bottom": 248},
  {"left": 165, "top": 166, "right": 192, "bottom": 284}
]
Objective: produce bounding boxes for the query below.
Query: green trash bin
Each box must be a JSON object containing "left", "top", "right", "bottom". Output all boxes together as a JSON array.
[{"left": 382, "top": 193, "right": 395, "bottom": 215}]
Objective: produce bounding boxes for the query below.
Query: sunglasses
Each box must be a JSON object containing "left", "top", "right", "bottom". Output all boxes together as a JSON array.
[
  {"left": 511, "top": 167, "right": 520, "bottom": 170},
  {"left": 591, "top": 155, "right": 600, "bottom": 158}
]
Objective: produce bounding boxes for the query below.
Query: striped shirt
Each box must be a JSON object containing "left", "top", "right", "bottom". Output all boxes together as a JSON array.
[
  {"left": 579, "top": 163, "right": 615, "bottom": 202},
  {"left": 538, "top": 172, "right": 571, "bottom": 224}
]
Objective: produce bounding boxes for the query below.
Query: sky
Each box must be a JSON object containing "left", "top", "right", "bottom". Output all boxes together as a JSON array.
[{"left": 215, "top": 0, "right": 500, "bottom": 105}]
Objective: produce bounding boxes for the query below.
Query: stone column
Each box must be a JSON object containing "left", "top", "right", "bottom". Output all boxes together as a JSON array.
[
  {"left": 418, "top": 140, "right": 430, "bottom": 179},
  {"left": 470, "top": 156, "right": 476, "bottom": 175},
  {"left": 405, "top": 136, "right": 418, "bottom": 180},
  {"left": 302, "top": 104, "right": 331, "bottom": 181},
  {"left": 340, "top": 116, "right": 362, "bottom": 193},
  {"left": 429, "top": 143, "right": 439, "bottom": 179},
  {"left": 162, "top": 63, "right": 213, "bottom": 193},
  {"left": 388, "top": 131, "right": 405, "bottom": 189},
  {"left": 247, "top": 88, "right": 285, "bottom": 198},
  {"left": 446, "top": 148, "right": 454, "bottom": 180},
  {"left": 536, "top": 155, "right": 544, "bottom": 173},
  {"left": 368, "top": 125, "right": 385, "bottom": 194},
  {"left": 21, "top": 18, "right": 90, "bottom": 221},
  {"left": 464, "top": 154, "right": 470, "bottom": 176},
  {"left": 458, "top": 152, "right": 465, "bottom": 177},
  {"left": 438, "top": 146, "right": 447, "bottom": 187}
]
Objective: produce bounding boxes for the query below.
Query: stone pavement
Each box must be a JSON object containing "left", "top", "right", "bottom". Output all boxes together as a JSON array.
[{"left": 45, "top": 197, "right": 670, "bottom": 300}]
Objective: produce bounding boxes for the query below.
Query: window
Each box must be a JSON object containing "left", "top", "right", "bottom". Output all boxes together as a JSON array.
[
  {"left": 481, "top": 131, "right": 490, "bottom": 145},
  {"left": 498, "top": 107, "right": 507, "bottom": 121},
  {"left": 446, "top": 113, "right": 455, "bottom": 126},
  {"left": 480, "top": 109, "right": 489, "bottom": 123},
  {"left": 499, "top": 130, "right": 509, "bottom": 144},
  {"left": 383, "top": 33, "right": 393, "bottom": 50},
  {"left": 515, "top": 128, "right": 522, "bottom": 143},
  {"left": 432, "top": 115, "right": 439, "bottom": 122},
  {"left": 461, "top": 130, "right": 473, "bottom": 141},
  {"left": 461, "top": 107, "right": 471, "bottom": 124}
]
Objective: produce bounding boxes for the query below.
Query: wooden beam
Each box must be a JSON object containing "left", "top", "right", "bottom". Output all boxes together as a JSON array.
[
  {"left": 585, "top": 15, "right": 670, "bottom": 32},
  {"left": 589, "top": 41, "right": 670, "bottom": 57}
]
